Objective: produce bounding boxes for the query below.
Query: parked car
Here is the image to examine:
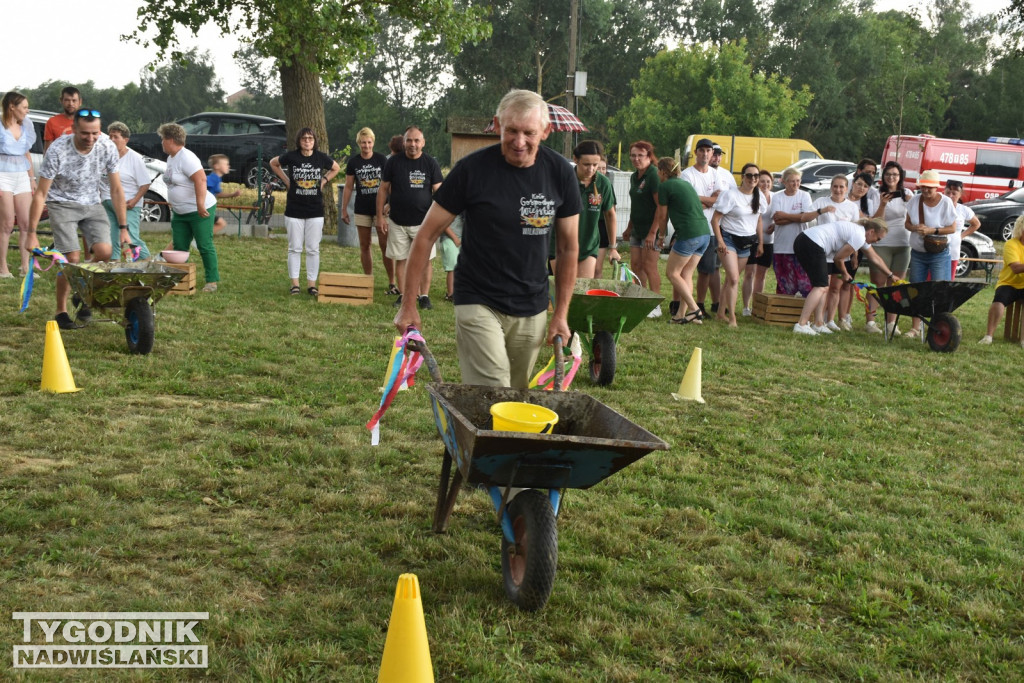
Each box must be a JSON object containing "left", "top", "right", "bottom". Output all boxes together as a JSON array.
[
  {"left": 958, "top": 232, "right": 998, "bottom": 278},
  {"left": 791, "top": 160, "right": 858, "bottom": 197},
  {"left": 965, "top": 188, "right": 1024, "bottom": 241},
  {"left": 126, "top": 112, "right": 288, "bottom": 187},
  {"left": 27, "top": 109, "right": 170, "bottom": 223}
]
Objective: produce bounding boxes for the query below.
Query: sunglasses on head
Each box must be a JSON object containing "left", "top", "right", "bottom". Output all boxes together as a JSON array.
[{"left": 75, "top": 109, "right": 101, "bottom": 120}]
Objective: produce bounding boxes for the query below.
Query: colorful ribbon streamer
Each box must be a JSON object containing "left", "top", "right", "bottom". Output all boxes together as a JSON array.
[
  {"left": 19, "top": 248, "right": 67, "bottom": 313},
  {"left": 529, "top": 332, "right": 583, "bottom": 391},
  {"left": 366, "top": 328, "right": 426, "bottom": 446}
]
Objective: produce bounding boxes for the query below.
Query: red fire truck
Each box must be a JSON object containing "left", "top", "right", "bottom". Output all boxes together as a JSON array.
[{"left": 881, "top": 134, "right": 1024, "bottom": 202}]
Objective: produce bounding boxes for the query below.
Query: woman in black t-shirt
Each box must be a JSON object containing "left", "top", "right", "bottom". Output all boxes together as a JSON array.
[
  {"left": 270, "top": 127, "right": 340, "bottom": 295},
  {"left": 341, "top": 127, "right": 395, "bottom": 294}
]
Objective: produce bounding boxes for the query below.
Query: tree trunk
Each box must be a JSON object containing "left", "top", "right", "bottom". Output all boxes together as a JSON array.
[{"left": 279, "top": 59, "right": 337, "bottom": 231}]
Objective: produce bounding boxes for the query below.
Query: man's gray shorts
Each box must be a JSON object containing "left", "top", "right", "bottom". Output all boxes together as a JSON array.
[{"left": 47, "top": 201, "right": 111, "bottom": 255}]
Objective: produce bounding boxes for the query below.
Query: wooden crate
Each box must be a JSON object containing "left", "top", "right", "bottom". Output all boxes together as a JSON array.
[
  {"left": 317, "top": 272, "right": 373, "bottom": 305},
  {"left": 1004, "top": 300, "right": 1023, "bottom": 342},
  {"left": 164, "top": 262, "right": 196, "bottom": 296},
  {"left": 752, "top": 292, "right": 804, "bottom": 326}
]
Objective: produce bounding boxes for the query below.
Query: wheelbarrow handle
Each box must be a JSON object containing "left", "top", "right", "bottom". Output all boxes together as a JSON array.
[
  {"left": 553, "top": 334, "right": 564, "bottom": 392},
  {"left": 405, "top": 334, "right": 443, "bottom": 384}
]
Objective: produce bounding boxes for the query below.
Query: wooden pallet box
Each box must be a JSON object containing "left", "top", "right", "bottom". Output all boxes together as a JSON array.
[
  {"left": 318, "top": 272, "right": 373, "bottom": 305},
  {"left": 752, "top": 292, "right": 804, "bottom": 326},
  {"left": 163, "top": 262, "right": 196, "bottom": 296}
]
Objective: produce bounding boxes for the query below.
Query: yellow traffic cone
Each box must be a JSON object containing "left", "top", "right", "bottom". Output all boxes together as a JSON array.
[
  {"left": 40, "top": 320, "right": 81, "bottom": 393},
  {"left": 671, "top": 347, "right": 704, "bottom": 403},
  {"left": 378, "top": 574, "right": 433, "bottom": 683}
]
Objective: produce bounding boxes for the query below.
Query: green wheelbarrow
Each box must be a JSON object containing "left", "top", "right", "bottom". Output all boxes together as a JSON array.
[{"left": 557, "top": 267, "right": 663, "bottom": 386}]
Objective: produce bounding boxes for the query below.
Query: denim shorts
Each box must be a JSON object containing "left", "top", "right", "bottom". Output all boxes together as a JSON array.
[
  {"left": 721, "top": 231, "right": 757, "bottom": 258},
  {"left": 671, "top": 233, "right": 710, "bottom": 257}
]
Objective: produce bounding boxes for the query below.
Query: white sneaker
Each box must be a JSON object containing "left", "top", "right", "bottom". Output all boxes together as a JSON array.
[
  {"left": 647, "top": 305, "right": 662, "bottom": 319},
  {"left": 885, "top": 322, "right": 902, "bottom": 337},
  {"left": 826, "top": 320, "right": 841, "bottom": 332},
  {"left": 978, "top": 335, "right": 993, "bottom": 345},
  {"left": 742, "top": 307, "right": 752, "bottom": 317},
  {"left": 905, "top": 328, "right": 922, "bottom": 341},
  {"left": 793, "top": 323, "right": 817, "bottom": 335},
  {"left": 813, "top": 324, "right": 833, "bottom": 334},
  {"left": 839, "top": 317, "right": 853, "bottom": 331},
  {"left": 865, "top": 321, "right": 882, "bottom": 334}
]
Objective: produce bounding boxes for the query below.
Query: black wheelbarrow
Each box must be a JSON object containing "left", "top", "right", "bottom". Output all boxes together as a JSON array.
[
  {"left": 409, "top": 338, "right": 669, "bottom": 611},
  {"left": 874, "top": 280, "right": 987, "bottom": 352}
]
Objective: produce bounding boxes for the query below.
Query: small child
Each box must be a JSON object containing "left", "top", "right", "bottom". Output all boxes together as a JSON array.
[
  {"left": 439, "top": 214, "right": 464, "bottom": 302},
  {"left": 207, "top": 154, "right": 241, "bottom": 234}
]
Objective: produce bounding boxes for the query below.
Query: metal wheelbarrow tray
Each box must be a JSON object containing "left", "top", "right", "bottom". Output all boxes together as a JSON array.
[
  {"left": 874, "top": 280, "right": 987, "bottom": 352},
  {"left": 425, "top": 375, "right": 668, "bottom": 611},
  {"left": 56, "top": 261, "right": 186, "bottom": 355}
]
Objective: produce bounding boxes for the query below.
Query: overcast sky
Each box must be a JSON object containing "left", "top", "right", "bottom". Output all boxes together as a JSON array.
[{"left": 4, "top": 0, "right": 1013, "bottom": 104}]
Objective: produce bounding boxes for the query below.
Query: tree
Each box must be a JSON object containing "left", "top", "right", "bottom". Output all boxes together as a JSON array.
[
  {"left": 136, "top": 49, "right": 226, "bottom": 128},
  {"left": 611, "top": 41, "right": 812, "bottom": 162},
  {"left": 127, "top": 0, "right": 491, "bottom": 226}
]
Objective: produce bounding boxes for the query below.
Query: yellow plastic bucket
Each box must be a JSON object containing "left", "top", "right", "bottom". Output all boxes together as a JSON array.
[{"left": 490, "top": 402, "right": 559, "bottom": 434}]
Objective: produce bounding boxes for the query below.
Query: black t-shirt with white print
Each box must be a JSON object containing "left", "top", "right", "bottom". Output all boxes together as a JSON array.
[
  {"left": 345, "top": 152, "right": 387, "bottom": 216},
  {"left": 434, "top": 144, "right": 582, "bottom": 317}
]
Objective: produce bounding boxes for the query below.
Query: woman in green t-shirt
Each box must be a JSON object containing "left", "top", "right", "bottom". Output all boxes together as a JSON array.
[
  {"left": 656, "top": 157, "right": 711, "bottom": 324},
  {"left": 624, "top": 141, "right": 662, "bottom": 317}
]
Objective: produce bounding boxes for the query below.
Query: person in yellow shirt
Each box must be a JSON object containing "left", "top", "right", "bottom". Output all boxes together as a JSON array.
[{"left": 978, "top": 215, "right": 1024, "bottom": 345}]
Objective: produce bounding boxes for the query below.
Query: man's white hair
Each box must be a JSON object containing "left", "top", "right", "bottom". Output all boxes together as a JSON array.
[{"left": 496, "top": 89, "right": 549, "bottom": 129}]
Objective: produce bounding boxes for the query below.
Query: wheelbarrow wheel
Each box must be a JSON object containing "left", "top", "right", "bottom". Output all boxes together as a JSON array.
[
  {"left": 926, "top": 312, "right": 961, "bottom": 353},
  {"left": 125, "top": 297, "right": 155, "bottom": 355},
  {"left": 588, "top": 330, "right": 616, "bottom": 386},
  {"left": 501, "top": 489, "right": 558, "bottom": 611}
]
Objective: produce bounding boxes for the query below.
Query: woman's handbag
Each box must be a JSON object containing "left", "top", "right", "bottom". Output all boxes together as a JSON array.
[{"left": 919, "top": 200, "right": 948, "bottom": 253}]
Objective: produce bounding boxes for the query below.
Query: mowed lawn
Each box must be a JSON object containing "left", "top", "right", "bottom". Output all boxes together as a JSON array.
[{"left": 1, "top": 235, "right": 1022, "bottom": 681}]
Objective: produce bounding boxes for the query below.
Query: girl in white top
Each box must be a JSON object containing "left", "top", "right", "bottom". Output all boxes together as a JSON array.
[
  {"left": 866, "top": 162, "right": 913, "bottom": 335},
  {"left": 813, "top": 175, "right": 861, "bottom": 331},
  {"left": 0, "top": 91, "right": 36, "bottom": 278},
  {"left": 711, "top": 162, "right": 768, "bottom": 327},
  {"left": 769, "top": 168, "right": 815, "bottom": 296},
  {"left": 793, "top": 218, "right": 896, "bottom": 335},
  {"left": 742, "top": 170, "right": 775, "bottom": 315},
  {"left": 942, "top": 180, "right": 980, "bottom": 278}
]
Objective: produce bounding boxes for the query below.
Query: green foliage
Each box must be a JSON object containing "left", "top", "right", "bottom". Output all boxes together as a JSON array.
[{"left": 611, "top": 41, "right": 812, "bottom": 161}]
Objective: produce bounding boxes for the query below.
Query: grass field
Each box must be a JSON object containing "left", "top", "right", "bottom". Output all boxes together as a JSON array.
[{"left": 1, "top": 237, "right": 1022, "bottom": 681}]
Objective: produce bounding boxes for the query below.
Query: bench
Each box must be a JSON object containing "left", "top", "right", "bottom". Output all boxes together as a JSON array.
[
  {"left": 143, "top": 198, "right": 259, "bottom": 236},
  {"left": 1005, "top": 300, "right": 1024, "bottom": 343},
  {"left": 962, "top": 257, "right": 1002, "bottom": 283}
]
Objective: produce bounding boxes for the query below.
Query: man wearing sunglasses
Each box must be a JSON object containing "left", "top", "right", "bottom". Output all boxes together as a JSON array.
[{"left": 24, "top": 109, "right": 129, "bottom": 330}]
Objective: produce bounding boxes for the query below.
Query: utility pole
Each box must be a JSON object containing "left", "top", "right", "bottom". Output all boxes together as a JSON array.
[{"left": 563, "top": 0, "right": 579, "bottom": 157}]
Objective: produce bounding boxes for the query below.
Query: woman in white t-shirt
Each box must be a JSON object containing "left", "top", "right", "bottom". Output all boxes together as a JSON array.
[
  {"left": 792, "top": 219, "right": 896, "bottom": 335},
  {"left": 943, "top": 179, "right": 980, "bottom": 279},
  {"left": 101, "top": 122, "right": 152, "bottom": 261},
  {"left": 866, "top": 161, "right": 912, "bottom": 334},
  {"left": 812, "top": 175, "right": 860, "bottom": 331},
  {"left": 769, "top": 168, "right": 815, "bottom": 296},
  {"left": 711, "top": 162, "right": 768, "bottom": 327},
  {"left": 741, "top": 170, "right": 774, "bottom": 316},
  {"left": 159, "top": 122, "right": 219, "bottom": 292},
  {"left": 904, "top": 169, "right": 958, "bottom": 337}
]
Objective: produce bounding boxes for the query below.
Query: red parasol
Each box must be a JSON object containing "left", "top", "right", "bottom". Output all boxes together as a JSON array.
[{"left": 483, "top": 103, "right": 588, "bottom": 133}]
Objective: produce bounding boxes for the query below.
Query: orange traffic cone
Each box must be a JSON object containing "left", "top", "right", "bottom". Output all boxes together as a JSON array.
[
  {"left": 40, "top": 320, "right": 81, "bottom": 393},
  {"left": 671, "top": 347, "right": 704, "bottom": 403},
  {"left": 378, "top": 574, "right": 433, "bottom": 683}
]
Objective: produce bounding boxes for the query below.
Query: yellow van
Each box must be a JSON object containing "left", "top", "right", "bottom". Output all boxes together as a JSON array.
[{"left": 682, "top": 135, "right": 822, "bottom": 183}]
